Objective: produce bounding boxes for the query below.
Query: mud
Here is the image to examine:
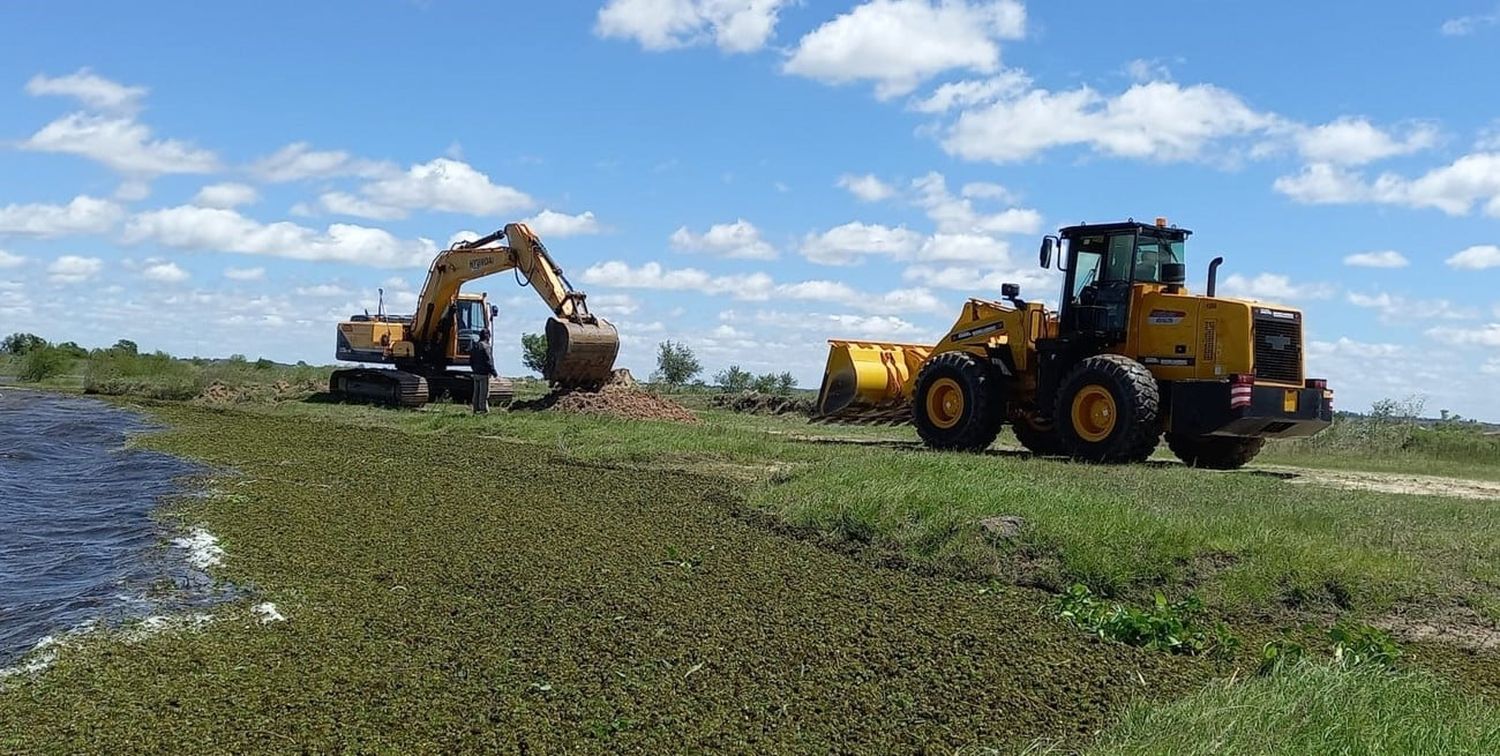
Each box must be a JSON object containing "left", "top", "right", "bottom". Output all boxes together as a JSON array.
[
  {"left": 709, "top": 391, "right": 815, "bottom": 417},
  {"left": 1377, "top": 607, "right": 1500, "bottom": 652},
  {"left": 512, "top": 382, "right": 699, "bottom": 424}
]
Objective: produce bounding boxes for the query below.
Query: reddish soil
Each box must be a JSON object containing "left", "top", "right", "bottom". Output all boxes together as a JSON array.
[{"left": 512, "top": 382, "right": 699, "bottom": 424}]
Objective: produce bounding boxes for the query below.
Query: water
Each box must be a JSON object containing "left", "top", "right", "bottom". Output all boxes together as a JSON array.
[{"left": 0, "top": 390, "right": 221, "bottom": 666}]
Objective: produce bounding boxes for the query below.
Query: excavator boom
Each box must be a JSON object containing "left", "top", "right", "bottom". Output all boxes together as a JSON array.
[{"left": 420, "top": 222, "right": 620, "bottom": 387}]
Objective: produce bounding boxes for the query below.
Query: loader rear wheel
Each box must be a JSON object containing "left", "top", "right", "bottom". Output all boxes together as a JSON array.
[
  {"left": 1011, "top": 413, "right": 1067, "bottom": 456},
  {"left": 1167, "top": 434, "right": 1266, "bottom": 470},
  {"left": 1055, "top": 355, "right": 1160, "bottom": 463},
  {"left": 913, "top": 351, "right": 1003, "bottom": 452}
]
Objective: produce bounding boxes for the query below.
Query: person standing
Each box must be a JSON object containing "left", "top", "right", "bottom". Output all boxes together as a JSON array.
[{"left": 469, "top": 329, "right": 498, "bottom": 414}]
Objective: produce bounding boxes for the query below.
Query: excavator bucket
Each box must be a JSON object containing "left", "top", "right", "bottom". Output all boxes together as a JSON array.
[
  {"left": 813, "top": 339, "right": 933, "bottom": 424},
  {"left": 544, "top": 317, "right": 620, "bottom": 388}
]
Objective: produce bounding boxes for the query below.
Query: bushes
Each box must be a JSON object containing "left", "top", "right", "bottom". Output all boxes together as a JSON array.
[
  {"left": 84, "top": 349, "right": 204, "bottom": 399},
  {"left": 17, "top": 345, "right": 73, "bottom": 382}
]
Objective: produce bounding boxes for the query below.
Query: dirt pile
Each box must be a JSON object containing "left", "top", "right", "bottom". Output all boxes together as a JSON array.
[
  {"left": 709, "top": 391, "right": 815, "bottom": 417},
  {"left": 196, "top": 380, "right": 321, "bottom": 405},
  {"left": 513, "top": 380, "right": 699, "bottom": 424}
]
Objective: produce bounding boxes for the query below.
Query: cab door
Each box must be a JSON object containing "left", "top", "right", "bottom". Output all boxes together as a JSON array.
[{"left": 1059, "top": 231, "right": 1136, "bottom": 341}]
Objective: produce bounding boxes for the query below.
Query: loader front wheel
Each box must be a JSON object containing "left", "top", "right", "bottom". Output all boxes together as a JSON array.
[
  {"left": 1055, "top": 355, "right": 1161, "bottom": 463},
  {"left": 913, "top": 351, "right": 1003, "bottom": 452},
  {"left": 1167, "top": 434, "right": 1265, "bottom": 470}
]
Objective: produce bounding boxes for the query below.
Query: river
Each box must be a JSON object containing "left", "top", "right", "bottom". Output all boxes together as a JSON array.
[{"left": 0, "top": 390, "right": 221, "bottom": 666}]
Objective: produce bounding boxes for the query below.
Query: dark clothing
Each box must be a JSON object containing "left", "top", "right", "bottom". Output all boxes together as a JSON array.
[
  {"left": 468, "top": 340, "right": 496, "bottom": 377},
  {"left": 472, "top": 374, "right": 491, "bottom": 414}
]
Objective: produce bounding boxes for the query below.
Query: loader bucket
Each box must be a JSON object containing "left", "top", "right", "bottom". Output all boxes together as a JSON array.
[
  {"left": 544, "top": 317, "right": 620, "bottom": 388},
  {"left": 814, "top": 340, "right": 932, "bottom": 424}
]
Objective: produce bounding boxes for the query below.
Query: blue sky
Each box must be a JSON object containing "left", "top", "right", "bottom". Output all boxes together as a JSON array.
[{"left": 2, "top": 1, "right": 1499, "bottom": 417}]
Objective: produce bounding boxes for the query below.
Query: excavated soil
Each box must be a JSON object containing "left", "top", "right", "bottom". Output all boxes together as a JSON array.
[
  {"left": 512, "top": 383, "right": 699, "bottom": 424},
  {"left": 196, "top": 379, "right": 322, "bottom": 405}
]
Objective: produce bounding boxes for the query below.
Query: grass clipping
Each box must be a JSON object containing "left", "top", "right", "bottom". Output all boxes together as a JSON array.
[{"left": 512, "top": 373, "right": 698, "bottom": 424}]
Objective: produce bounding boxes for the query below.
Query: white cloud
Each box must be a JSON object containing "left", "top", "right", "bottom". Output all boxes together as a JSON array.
[
  {"left": 1346, "top": 291, "right": 1475, "bottom": 322},
  {"left": 1342, "top": 250, "right": 1409, "bottom": 268},
  {"left": 189, "top": 183, "right": 260, "bottom": 210},
  {"left": 523, "top": 209, "right": 603, "bottom": 238},
  {"left": 1448, "top": 244, "right": 1500, "bottom": 270},
  {"left": 25, "top": 69, "right": 145, "bottom": 112},
  {"left": 903, "top": 261, "right": 1056, "bottom": 295},
  {"left": 670, "top": 219, "right": 777, "bottom": 259},
  {"left": 1294, "top": 118, "right": 1438, "bottom": 166},
  {"left": 1274, "top": 152, "right": 1500, "bottom": 216},
  {"left": 579, "top": 260, "right": 945, "bottom": 313},
  {"left": 784, "top": 0, "right": 1026, "bottom": 99},
  {"left": 836, "top": 173, "right": 897, "bottom": 202},
  {"left": 1427, "top": 323, "right": 1500, "bottom": 347},
  {"left": 295, "top": 283, "right": 350, "bottom": 298},
  {"left": 911, "top": 171, "right": 1040, "bottom": 234},
  {"left": 22, "top": 113, "right": 218, "bottom": 175},
  {"left": 0, "top": 250, "right": 25, "bottom": 268},
  {"left": 1220, "top": 272, "right": 1335, "bottom": 302},
  {"left": 914, "top": 233, "right": 1010, "bottom": 263},
  {"left": 800, "top": 221, "right": 924, "bottom": 265},
  {"left": 124, "top": 205, "right": 438, "bottom": 268},
  {"left": 590, "top": 293, "right": 639, "bottom": 316},
  {"left": 910, "top": 70, "right": 1030, "bottom": 114},
  {"left": 250, "top": 142, "right": 392, "bottom": 183},
  {"left": 595, "top": 0, "right": 791, "bottom": 53},
  {"left": 581, "top": 260, "right": 774, "bottom": 298},
  {"left": 224, "top": 266, "right": 265, "bottom": 281},
  {"left": 0, "top": 196, "right": 124, "bottom": 237},
  {"left": 941, "top": 81, "right": 1276, "bottom": 163},
  {"left": 328, "top": 158, "right": 534, "bottom": 219},
  {"left": 1441, "top": 7, "right": 1500, "bottom": 36},
  {"left": 47, "top": 255, "right": 103, "bottom": 284},
  {"left": 315, "top": 191, "right": 406, "bottom": 220},
  {"left": 141, "top": 261, "right": 189, "bottom": 283}
]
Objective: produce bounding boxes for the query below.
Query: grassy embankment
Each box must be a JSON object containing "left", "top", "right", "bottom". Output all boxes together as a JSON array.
[{"left": 2, "top": 367, "right": 1498, "bottom": 750}]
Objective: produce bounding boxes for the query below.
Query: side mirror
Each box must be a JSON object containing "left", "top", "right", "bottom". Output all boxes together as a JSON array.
[
  {"left": 1001, "top": 283, "right": 1021, "bottom": 298},
  {"left": 1161, "top": 262, "right": 1186, "bottom": 286},
  {"left": 1039, "top": 236, "right": 1057, "bottom": 268},
  {"left": 490, "top": 304, "right": 500, "bottom": 318}
]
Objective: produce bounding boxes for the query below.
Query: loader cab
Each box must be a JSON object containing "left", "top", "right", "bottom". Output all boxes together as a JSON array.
[{"left": 1046, "top": 221, "right": 1191, "bottom": 341}]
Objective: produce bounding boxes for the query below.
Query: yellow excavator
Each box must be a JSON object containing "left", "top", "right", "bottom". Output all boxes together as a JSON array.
[
  {"left": 330, "top": 222, "right": 619, "bottom": 408},
  {"left": 814, "top": 218, "right": 1334, "bottom": 469}
]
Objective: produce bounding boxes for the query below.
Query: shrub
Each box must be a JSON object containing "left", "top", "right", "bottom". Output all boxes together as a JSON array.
[
  {"left": 521, "top": 333, "right": 548, "bottom": 375},
  {"left": 1055, "top": 583, "right": 1238, "bottom": 659},
  {"left": 17, "top": 345, "right": 71, "bottom": 382},
  {"left": 714, "top": 365, "right": 752, "bottom": 392}
]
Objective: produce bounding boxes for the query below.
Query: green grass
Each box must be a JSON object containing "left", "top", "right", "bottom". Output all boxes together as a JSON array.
[
  {"left": 1091, "top": 662, "right": 1500, "bottom": 754},
  {"left": 0, "top": 403, "right": 1213, "bottom": 752},
  {"left": 1261, "top": 417, "right": 1500, "bottom": 481}
]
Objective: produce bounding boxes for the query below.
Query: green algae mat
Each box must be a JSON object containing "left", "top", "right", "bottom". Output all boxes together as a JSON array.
[{"left": 0, "top": 405, "right": 1210, "bottom": 752}]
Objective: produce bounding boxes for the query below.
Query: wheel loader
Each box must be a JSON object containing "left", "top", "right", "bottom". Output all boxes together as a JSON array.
[
  {"left": 330, "top": 222, "right": 619, "bottom": 408},
  {"left": 814, "top": 218, "right": 1333, "bottom": 469}
]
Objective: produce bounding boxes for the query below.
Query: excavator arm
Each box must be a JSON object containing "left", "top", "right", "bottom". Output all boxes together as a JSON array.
[{"left": 408, "top": 222, "right": 619, "bottom": 387}]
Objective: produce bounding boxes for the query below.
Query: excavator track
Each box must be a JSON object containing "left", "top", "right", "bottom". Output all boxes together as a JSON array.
[
  {"left": 425, "top": 373, "right": 516, "bottom": 407},
  {"left": 329, "top": 368, "right": 428, "bottom": 408}
]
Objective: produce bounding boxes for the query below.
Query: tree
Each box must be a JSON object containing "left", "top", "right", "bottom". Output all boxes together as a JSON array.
[
  {"left": 751, "top": 372, "right": 779, "bottom": 393},
  {"left": 714, "top": 365, "right": 752, "bottom": 392},
  {"left": 520, "top": 332, "right": 548, "bottom": 375},
  {"left": 2, "top": 333, "right": 46, "bottom": 355},
  {"left": 55, "top": 341, "right": 88, "bottom": 358},
  {"left": 653, "top": 340, "right": 701, "bottom": 385},
  {"left": 111, "top": 339, "right": 139, "bottom": 356},
  {"left": 775, "top": 371, "right": 798, "bottom": 394}
]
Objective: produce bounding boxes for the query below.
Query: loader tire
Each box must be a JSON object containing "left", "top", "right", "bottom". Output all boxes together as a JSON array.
[
  {"left": 1167, "top": 434, "right": 1265, "bottom": 470},
  {"left": 1055, "top": 354, "right": 1161, "bottom": 463},
  {"left": 913, "top": 351, "right": 1004, "bottom": 452},
  {"left": 1011, "top": 414, "right": 1067, "bottom": 457}
]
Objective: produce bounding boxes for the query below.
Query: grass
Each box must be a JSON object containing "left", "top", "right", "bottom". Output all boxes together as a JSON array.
[
  {"left": 0, "top": 403, "right": 1213, "bottom": 752},
  {"left": 1261, "top": 415, "right": 1500, "bottom": 481},
  {"left": 1091, "top": 662, "right": 1499, "bottom": 754}
]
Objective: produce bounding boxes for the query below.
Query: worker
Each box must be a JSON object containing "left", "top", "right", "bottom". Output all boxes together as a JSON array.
[{"left": 469, "top": 329, "right": 498, "bottom": 414}]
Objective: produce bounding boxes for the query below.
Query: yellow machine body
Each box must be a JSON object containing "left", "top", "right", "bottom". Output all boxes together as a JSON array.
[{"left": 814, "top": 219, "right": 1332, "bottom": 466}]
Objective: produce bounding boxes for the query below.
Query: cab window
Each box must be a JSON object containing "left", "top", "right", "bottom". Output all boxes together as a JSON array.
[
  {"left": 1133, "top": 236, "right": 1186, "bottom": 283},
  {"left": 1105, "top": 233, "right": 1135, "bottom": 281}
]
